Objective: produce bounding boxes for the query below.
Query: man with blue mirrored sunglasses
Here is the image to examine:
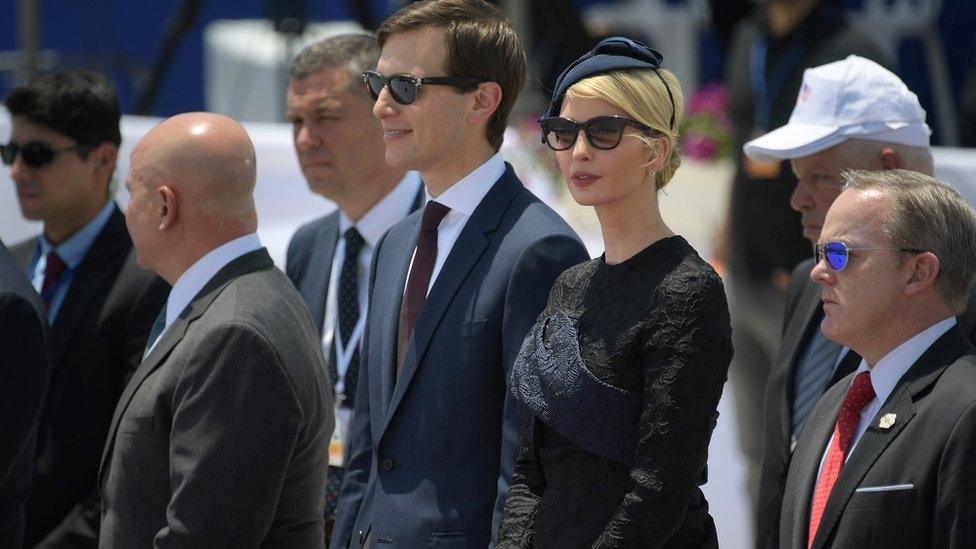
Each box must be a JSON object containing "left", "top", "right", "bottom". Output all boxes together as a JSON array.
[
  {"left": 782, "top": 169, "right": 976, "bottom": 549},
  {"left": 742, "top": 55, "right": 976, "bottom": 549}
]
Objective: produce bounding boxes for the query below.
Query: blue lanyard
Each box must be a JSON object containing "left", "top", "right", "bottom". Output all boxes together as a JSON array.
[{"left": 749, "top": 36, "right": 807, "bottom": 131}]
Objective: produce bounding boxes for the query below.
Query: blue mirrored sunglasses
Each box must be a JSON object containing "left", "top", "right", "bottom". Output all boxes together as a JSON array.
[{"left": 814, "top": 241, "right": 924, "bottom": 271}]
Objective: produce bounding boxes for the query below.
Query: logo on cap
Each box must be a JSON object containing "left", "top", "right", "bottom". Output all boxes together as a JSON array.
[{"left": 798, "top": 83, "right": 812, "bottom": 104}]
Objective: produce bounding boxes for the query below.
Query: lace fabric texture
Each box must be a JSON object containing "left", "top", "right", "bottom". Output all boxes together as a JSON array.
[{"left": 498, "top": 235, "right": 732, "bottom": 549}]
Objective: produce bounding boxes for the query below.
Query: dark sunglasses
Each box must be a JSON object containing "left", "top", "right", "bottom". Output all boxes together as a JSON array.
[
  {"left": 362, "top": 70, "right": 486, "bottom": 105},
  {"left": 539, "top": 115, "right": 656, "bottom": 151},
  {"left": 0, "top": 141, "right": 90, "bottom": 168},
  {"left": 815, "top": 241, "right": 924, "bottom": 271}
]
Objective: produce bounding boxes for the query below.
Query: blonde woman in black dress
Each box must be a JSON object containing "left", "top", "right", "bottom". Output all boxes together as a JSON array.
[{"left": 497, "top": 38, "right": 733, "bottom": 548}]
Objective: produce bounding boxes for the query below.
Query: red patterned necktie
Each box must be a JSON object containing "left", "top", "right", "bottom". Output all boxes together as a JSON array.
[
  {"left": 807, "top": 370, "right": 875, "bottom": 548},
  {"left": 41, "top": 251, "right": 66, "bottom": 310}
]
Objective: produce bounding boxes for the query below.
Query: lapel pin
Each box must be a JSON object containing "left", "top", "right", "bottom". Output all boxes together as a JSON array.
[{"left": 878, "top": 413, "right": 897, "bottom": 430}]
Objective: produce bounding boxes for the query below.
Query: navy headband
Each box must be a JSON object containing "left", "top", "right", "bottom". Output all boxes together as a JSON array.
[{"left": 541, "top": 36, "right": 676, "bottom": 131}]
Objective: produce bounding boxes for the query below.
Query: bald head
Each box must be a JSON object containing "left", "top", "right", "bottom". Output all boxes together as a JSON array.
[{"left": 125, "top": 112, "right": 259, "bottom": 282}]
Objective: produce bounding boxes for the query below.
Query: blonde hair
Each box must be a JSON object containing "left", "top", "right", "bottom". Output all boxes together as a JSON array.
[{"left": 565, "top": 68, "right": 684, "bottom": 190}]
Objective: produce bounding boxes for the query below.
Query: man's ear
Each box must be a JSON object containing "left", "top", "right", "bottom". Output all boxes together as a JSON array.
[
  {"left": 157, "top": 184, "right": 179, "bottom": 231},
  {"left": 880, "top": 148, "right": 905, "bottom": 170},
  {"left": 468, "top": 82, "right": 503, "bottom": 126},
  {"left": 91, "top": 143, "right": 118, "bottom": 183},
  {"left": 903, "top": 251, "right": 940, "bottom": 297}
]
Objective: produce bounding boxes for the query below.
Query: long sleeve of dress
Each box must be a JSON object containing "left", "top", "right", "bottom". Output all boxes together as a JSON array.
[
  {"left": 496, "top": 443, "right": 546, "bottom": 548},
  {"left": 593, "top": 268, "right": 732, "bottom": 548}
]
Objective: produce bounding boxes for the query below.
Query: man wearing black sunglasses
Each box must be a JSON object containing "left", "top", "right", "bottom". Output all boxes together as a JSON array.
[
  {"left": 2, "top": 70, "right": 168, "bottom": 546},
  {"left": 331, "top": 1, "right": 587, "bottom": 548},
  {"left": 781, "top": 169, "right": 976, "bottom": 548}
]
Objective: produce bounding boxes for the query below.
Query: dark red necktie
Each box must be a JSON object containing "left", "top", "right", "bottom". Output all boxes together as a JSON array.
[
  {"left": 41, "top": 251, "right": 66, "bottom": 310},
  {"left": 807, "top": 371, "right": 875, "bottom": 548},
  {"left": 396, "top": 201, "right": 450, "bottom": 372}
]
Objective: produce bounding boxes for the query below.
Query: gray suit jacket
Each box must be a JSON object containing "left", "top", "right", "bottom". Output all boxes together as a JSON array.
[
  {"left": 332, "top": 165, "right": 588, "bottom": 549},
  {"left": 98, "top": 248, "right": 334, "bottom": 548}
]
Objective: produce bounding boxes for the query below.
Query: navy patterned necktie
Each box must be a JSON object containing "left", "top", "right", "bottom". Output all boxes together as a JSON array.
[
  {"left": 331, "top": 227, "right": 365, "bottom": 406},
  {"left": 792, "top": 325, "right": 843, "bottom": 437},
  {"left": 143, "top": 304, "right": 167, "bottom": 360}
]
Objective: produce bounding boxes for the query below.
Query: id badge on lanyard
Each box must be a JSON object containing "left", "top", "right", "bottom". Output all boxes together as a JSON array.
[{"left": 328, "top": 313, "right": 365, "bottom": 468}]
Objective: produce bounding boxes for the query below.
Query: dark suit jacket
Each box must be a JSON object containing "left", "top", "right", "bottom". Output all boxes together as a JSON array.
[
  {"left": 780, "top": 323, "right": 976, "bottom": 549},
  {"left": 331, "top": 165, "right": 588, "bottom": 549},
  {"left": 97, "top": 248, "right": 334, "bottom": 547},
  {"left": 756, "top": 259, "right": 976, "bottom": 549},
  {"left": 0, "top": 242, "right": 50, "bottom": 549},
  {"left": 10, "top": 205, "right": 169, "bottom": 548}
]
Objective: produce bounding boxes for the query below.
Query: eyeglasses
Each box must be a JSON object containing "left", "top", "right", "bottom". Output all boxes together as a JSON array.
[
  {"left": 362, "top": 70, "right": 486, "bottom": 105},
  {"left": 0, "top": 141, "right": 90, "bottom": 168},
  {"left": 814, "top": 240, "right": 924, "bottom": 271},
  {"left": 539, "top": 115, "right": 656, "bottom": 151}
]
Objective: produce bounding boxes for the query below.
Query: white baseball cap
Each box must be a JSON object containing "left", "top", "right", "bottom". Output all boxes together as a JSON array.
[{"left": 743, "top": 55, "right": 930, "bottom": 163}]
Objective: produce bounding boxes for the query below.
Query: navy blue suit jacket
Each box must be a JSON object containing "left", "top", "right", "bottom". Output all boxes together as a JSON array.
[
  {"left": 331, "top": 165, "right": 587, "bottom": 549},
  {"left": 0, "top": 241, "right": 49, "bottom": 549}
]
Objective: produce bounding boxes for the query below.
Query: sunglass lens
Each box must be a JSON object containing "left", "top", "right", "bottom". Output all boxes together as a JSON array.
[
  {"left": 364, "top": 72, "right": 384, "bottom": 99},
  {"left": 587, "top": 118, "right": 624, "bottom": 149},
  {"left": 824, "top": 242, "right": 848, "bottom": 270},
  {"left": 543, "top": 118, "right": 578, "bottom": 151},
  {"left": 21, "top": 142, "right": 55, "bottom": 168},
  {"left": 0, "top": 144, "right": 14, "bottom": 166},
  {"left": 388, "top": 76, "right": 417, "bottom": 104}
]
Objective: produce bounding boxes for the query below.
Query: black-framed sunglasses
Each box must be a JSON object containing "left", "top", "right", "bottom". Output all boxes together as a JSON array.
[
  {"left": 0, "top": 141, "right": 91, "bottom": 169},
  {"left": 362, "top": 70, "right": 486, "bottom": 105},
  {"left": 814, "top": 240, "right": 924, "bottom": 272},
  {"left": 539, "top": 115, "right": 656, "bottom": 151}
]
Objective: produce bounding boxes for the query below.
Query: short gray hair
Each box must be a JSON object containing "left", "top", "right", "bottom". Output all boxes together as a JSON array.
[
  {"left": 288, "top": 33, "right": 379, "bottom": 88},
  {"left": 835, "top": 138, "right": 934, "bottom": 175},
  {"left": 842, "top": 169, "right": 976, "bottom": 313}
]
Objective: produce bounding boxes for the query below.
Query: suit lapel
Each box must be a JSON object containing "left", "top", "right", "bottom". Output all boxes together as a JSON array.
[
  {"left": 791, "top": 382, "right": 844, "bottom": 549},
  {"left": 304, "top": 215, "right": 339, "bottom": 334},
  {"left": 809, "top": 324, "right": 971, "bottom": 549},
  {"left": 98, "top": 249, "right": 274, "bottom": 483},
  {"left": 779, "top": 278, "right": 824, "bottom": 447},
  {"left": 376, "top": 218, "right": 420, "bottom": 408},
  {"left": 50, "top": 207, "right": 130, "bottom": 368},
  {"left": 381, "top": 167, "right": 521, "bottom": 436}
]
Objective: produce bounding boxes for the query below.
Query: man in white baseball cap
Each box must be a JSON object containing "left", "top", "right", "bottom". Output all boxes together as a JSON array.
[{"left": 747, "top": 54, "right": 949, "bottom": 549}]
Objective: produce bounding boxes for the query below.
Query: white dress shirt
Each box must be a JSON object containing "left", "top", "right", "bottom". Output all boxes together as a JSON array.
[
  {"left": 417, "top": 151, "right": 506, "bottom": 295},
  {"left": 147, "top": 232, "right": 263, "bottom": 354},
  {"left": 815, "top": 316, "right": 956, "bottom": 479},
  {"left": 323, "top": 171, "right": 422, "bottom": 397}
]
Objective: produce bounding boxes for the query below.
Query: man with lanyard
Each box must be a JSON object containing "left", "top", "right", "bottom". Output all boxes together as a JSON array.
[
  {"left": 2, "top": 70, "right": 168, "bottom": 546},
  {"left": 283, "top": 34, "right": 424, "bottom": 541},
  {"left": 715, "top": 0, "right": 884, "bottom": 520}
]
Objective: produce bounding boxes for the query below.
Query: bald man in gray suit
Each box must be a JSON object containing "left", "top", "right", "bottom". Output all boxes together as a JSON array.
[{"left": 98, "top": 113, "right": 333, "bottom": 547}]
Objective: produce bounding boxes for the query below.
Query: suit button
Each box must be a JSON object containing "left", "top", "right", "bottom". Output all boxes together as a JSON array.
[{"left": 380, "top": 457, "right": 395, "bottom": 472}]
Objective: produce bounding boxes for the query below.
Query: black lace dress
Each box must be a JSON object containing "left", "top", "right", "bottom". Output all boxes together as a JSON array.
[{"left": 497, "top": 235, "right": 732, "bottom": 549}]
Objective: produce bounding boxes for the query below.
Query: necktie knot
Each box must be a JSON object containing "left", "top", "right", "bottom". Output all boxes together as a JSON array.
[
  {"left": 420, "top": 201, "right": 450, "bottom": 233},
  {"left": 343, "top": 227, "right": 365, "bottom": 257},
  {"left": 43, "top": 251, "right": 66, "bottom": 291},
  {"left": 845, "top": 371, "right": 876, "bottom": 416}
]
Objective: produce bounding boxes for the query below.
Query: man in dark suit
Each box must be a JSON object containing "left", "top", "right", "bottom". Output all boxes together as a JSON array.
[
  {"left": 2, "top": 70, "right": 169, "bottom": 546},
  {"left": 283, "top": 34, "right": 423, "bottom": 539},
  {"left": 738, "top": 56, "right": 976, "bottom": 549},
  {"left": 331, "top": 1, "right": 588, "bottom": 547},
  {"left": 780, "top": 169, "right": 976, "bottom": 548},
  {"left": 0, "top": 241, "right": 49, "bottom": 548},
  {"left": 98, "top": 112, "right": 333, "bottom": 546}
]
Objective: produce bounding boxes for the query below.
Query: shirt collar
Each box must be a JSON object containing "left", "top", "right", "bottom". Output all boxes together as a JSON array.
[
  {"left": 855, "top": 316, "right": 957, "bottom": 404},
  {"left": 425, "top": 152, "right": 506, "bottom": 216},
  {"left": 165, "top": 232, "right": 263, "bottom": 326},
  {"left": 39, "top": 199, "right": 115, "bottom": 269},
  {"left": 339, "top": 171, "right": 422, "bottom": 248}
]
